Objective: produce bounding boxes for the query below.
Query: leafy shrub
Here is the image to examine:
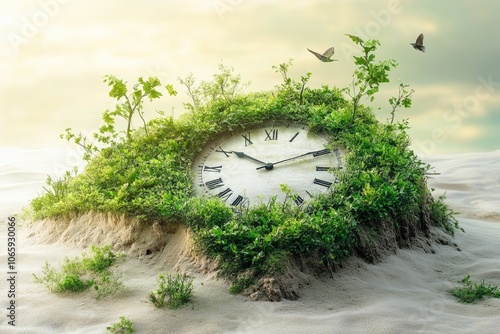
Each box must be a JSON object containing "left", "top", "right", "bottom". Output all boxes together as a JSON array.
[
  {"left": 183, "top": 197, "right": 234, "bottom": 230},
  {"left": 431, "top": 194, "right": 463, "bottom": 236},
  {"left": 148, "top": 273, "right": 194, "bottom": 309},
  {"left": 93, "top": 270, "right": 124, "bottom": 299},
  {"left": 33, "top": 259, "right": 87, "bottom": 293},
  {"left": 33, "top": 245, "right": 123, "bottom": 299},
  {"left": 450, "top": 275, "right": 500, "bottom": 303},
  {"left": 58, "top": 274, "right": 90, "bottom": 292},
  {"left": 82, "top": 245, "right": 118, "bottom": 272},
  {"left": 106, "top": 316, "right": 135, "bottom": 334}
]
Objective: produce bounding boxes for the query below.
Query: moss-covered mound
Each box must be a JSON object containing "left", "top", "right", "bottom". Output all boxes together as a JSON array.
[{"left": 29, "top": 37, "right": 460, "bottom": 300}]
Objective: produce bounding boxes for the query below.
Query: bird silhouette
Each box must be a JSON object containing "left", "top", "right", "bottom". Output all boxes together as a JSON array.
[
  {"left": 410, "top": 33, "right": 425, "bottom": 52},
  {"left": 307, "top": 47, "right": 338, "bottom": 62}
]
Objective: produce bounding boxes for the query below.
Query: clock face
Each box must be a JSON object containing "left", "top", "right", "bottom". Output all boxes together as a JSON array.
[{"left": 193, "top": 121, "right": 344, "bottom": 207}]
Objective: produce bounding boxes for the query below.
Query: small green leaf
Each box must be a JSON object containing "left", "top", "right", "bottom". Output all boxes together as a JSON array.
[
  {"left": 345, "top": 34, "right": 363, "bottom": 45},
  {"left": 104, "top": 75, "right": 127, "bottom": 99},
  {"left": 165, "top": 84, "right": 177, "bottom": 96}
]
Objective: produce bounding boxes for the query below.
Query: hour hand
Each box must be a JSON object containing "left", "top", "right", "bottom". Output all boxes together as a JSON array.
[{"left": 232, "top": 151, "right": 267, "bottom": 165}]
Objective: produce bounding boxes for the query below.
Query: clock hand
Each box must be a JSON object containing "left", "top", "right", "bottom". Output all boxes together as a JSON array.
[
  {"left": 256, "top": 149, "right": 330, "bottom": 170},
  {"left": 232, "top": 151, "right": 267, "bottom": 165}
]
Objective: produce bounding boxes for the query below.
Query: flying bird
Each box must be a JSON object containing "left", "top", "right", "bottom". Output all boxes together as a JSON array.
[
  {"left": 410, "top": 33, "right": 425, "bottom": 52},
  {"left": 307, "top": 47, "right": 338, "bottom": 62}
]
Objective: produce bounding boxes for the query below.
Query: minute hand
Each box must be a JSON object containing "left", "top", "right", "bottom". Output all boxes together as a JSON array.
[{"left": 256, "top": 149, "right": 330, "bottom": 170}]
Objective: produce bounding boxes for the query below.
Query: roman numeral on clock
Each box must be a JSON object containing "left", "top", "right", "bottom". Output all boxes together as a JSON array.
[
  {"left": 242, "top": 133, "right": 253, "bottom": 146},
  {"left": 217, "top": 188, "right": 233, "bottom": 201},
  {"left": 312, "top": 149, "right": 331, "bottom": 157},
  {"left": 230, "top": 195, "right": 245, "bottom": 206},
  {"left": 293, "top": 195, "right": 304, "bottom": 205},
  {"left": 313, "top": 178, "right": 332, "bottom": 188},
  {"left": 215, "top": 147, "right": 232, "bottom": 157},
  {"left": 205, "top": 178, "right": 224, "bottom": 190},
  {"left": 264, "top": 129, "right": 278, "bottom": 141},
  {"left": 203, "top": 165, "right": 222, "bottom": 173},
  {"left": 333, "top": 148, "right": 343, "bottom": 164}
]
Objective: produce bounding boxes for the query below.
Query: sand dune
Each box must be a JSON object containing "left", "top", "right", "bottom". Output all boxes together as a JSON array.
[{"left": 1, "top": 149, "right": 499, "bottom": 333}]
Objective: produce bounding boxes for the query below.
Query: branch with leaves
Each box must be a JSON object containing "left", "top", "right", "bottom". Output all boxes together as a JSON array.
[
  {"left": 388, "top": 82, "right": 414, "bottom": 124},
  {"left": 345, "top": 34, "right": 398, "bottom": 124},
  {"left": 272, "top": 59, "right": 312, "bottom": 104},
  {"left": 61, "top": 76, "right": 177, "bottom": 161},
  {"left": 103, "top": 75, "right": 177, "bottom": 139},
  {"left": 178, "top": 63, "right": 250, "bottom": 112}
]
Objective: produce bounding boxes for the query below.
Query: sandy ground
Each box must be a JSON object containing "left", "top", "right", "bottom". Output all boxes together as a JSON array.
[{"left": 1, "top": 150, "right": 500, "bottom": 333}]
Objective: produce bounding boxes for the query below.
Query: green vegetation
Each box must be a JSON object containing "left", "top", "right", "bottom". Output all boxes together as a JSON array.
[
  {"left": 61, "top": 75, "right": 177, "bottom": 161},
  {"left": 106, "top": 316, "right": 135, "bottom": 334},
  {"left": 229, "top": 276, "right": 255, "bottom": 295},
  {"left": 148, "top": 273, "right": 194, "bottom": 309},
  {"left": 29, "top": 35, "right": 460, "bottom": 289},
  {"left": 450, "top": 275, "right": 500, "bottom": 303},
  {"left": 33, "top": 245, "right": 123, "bottom": 299}
]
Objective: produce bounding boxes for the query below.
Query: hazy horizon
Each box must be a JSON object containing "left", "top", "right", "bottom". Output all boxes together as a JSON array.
[{"left": 1, "top": 0, "right": 499, "bottom": 155}]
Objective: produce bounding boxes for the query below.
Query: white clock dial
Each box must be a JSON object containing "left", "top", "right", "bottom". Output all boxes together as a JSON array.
[{"left": 193, "top": 121, "right": 344, "bottom": 207}]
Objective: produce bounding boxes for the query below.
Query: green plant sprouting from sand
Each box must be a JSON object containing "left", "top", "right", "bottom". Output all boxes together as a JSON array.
[
  {"left": 29, "top": 35, "right": 461, "bottom": 293},
  {"left": 450, "top": 275, "right": 500, "bottom": 303},
  {"left": 148, "top": 273, "right": 194, "bottom": 309},
  {"left": 33, "top": 245, "right": 124, "bottom": 299},
  {"left": 106, "top": 316, "right": 135, "bottom": 334}
]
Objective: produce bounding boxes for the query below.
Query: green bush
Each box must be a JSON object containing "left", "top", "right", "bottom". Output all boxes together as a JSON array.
[
  {"left": 450, "top": 275, "right": 500, "bottom": 303},
  {"left": 106, "top": 316, "right": 135, "bottom": 334},
  {"left": 93, "top": 270, "right": 124, "bottom": 300},
  {"left": 183, "top": 197, "right": 234, "bottom": 230},
  {"left": 432, "top": 194, "right": 463, "bottom": 236},
  {"left": 82, "top": 245, "right": 118, "bottom": 272},
  {"left": 58, "top": 274, "right": 90, "bottom": 292},
  {"left": 33, "top": 245, "right": 123, "bottom": 299},
  {"left": 148, "top": 273, "right": 194, "bottom": 309}
]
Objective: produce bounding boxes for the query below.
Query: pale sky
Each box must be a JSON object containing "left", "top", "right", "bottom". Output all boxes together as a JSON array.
[{"left": 1, "top": 0, "right": 499, "bottom": 155}]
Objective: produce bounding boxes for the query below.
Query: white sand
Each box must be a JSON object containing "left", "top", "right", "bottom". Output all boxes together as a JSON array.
[{"left": 1, "top": 149, "right": 500, "bottom": 333}]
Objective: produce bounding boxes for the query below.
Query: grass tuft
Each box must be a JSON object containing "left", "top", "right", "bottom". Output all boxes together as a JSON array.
[
  {"left": 450, "top": 275, "right": 500, "bottom": 303},
  {"left": 106, "top": 316, "right": 135, "bottom": 334},
  {"left": 33, "top": 245, "right": 123, "bottom": 299},
  {"left": 149, "top": 273, "right": 194, "bottom": 309}
]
